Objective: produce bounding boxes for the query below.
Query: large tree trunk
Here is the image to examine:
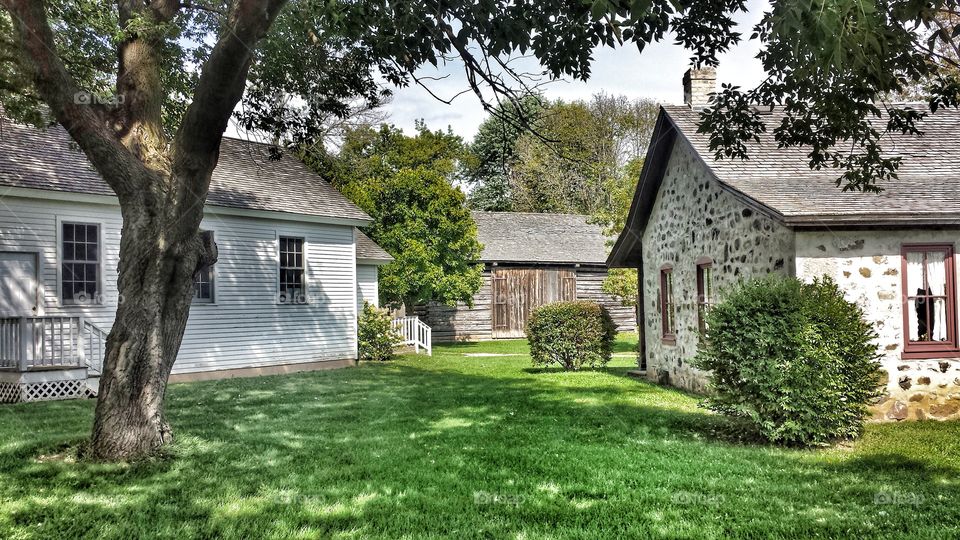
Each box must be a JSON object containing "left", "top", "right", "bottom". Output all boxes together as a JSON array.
[
  {"left": 1, "top": 0, "right": 286, "bottom": 461},
  {"left": 89, "top": 179, "right": 216, "bottom": 461}
]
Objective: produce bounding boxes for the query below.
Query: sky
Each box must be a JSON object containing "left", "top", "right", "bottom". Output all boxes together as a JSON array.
[{"left": 382, "top": 0, "right": 771, "bottom": 142}]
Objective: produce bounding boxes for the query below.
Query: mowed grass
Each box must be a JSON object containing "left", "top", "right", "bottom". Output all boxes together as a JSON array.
[{"left": 0, "top": 333, "right": 958, "bottom": 539}]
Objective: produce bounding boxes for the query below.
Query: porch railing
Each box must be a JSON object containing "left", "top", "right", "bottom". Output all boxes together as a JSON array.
[
  {"left": 0, "top": 316, "right": 107, "bottom": 374},
  {"left": 391, "top": 316, "right": 432, "bottom": 356}
]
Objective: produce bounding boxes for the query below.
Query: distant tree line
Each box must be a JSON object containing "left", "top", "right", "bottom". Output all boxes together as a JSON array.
[
  {"left": 311, "top": 94, "right": 658, "bottom": 311},
  {"left": 465, "top": 93, "right": 659, "bottom": 307}
]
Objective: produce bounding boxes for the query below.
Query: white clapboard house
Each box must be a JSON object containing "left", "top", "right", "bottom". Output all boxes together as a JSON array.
[{"left": 0, "top": 117, "right": 393, "bottom": 402}]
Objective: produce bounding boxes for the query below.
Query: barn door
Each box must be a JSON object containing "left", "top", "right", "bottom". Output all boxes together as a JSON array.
[
  {"left": 560, "top": 271, "right": 577, "bottom": 301},
  {"left": 492, "top": 272, "right": 509, "bottom": 337},
  {"left": 491, "top": 268, "right": 577, "bottom": 338}
]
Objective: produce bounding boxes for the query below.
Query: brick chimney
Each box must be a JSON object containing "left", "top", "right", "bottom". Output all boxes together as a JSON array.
[{"left": 682, "top": 67, "right": 716, "bottom": 108}]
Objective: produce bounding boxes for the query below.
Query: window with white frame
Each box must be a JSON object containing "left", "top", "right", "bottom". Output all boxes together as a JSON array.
[
  {"left": 61, "top": 222, "right": 100, "bottom": 304},
  {"left": 193, "top": 231, "right": 215, "bottom": 303},
  {"left": 278, "top": 236, "right": 306, "bottom": 304}
]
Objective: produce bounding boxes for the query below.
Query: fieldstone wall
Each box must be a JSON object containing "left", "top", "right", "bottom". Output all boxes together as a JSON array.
[
  {"left": 641, "top": 140, "right": 796, "bottom": 392},
  {"left": 795, "top": 231, "right": 960, "bottom": 422}
]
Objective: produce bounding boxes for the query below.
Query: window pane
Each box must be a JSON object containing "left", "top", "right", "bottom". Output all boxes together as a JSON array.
[
  {"left": 906, "top": 251, "right": 924, "bottom": 294},
  {"left": 62, "top": 281, "right": 74, "bottom": 303},
  {"left": 933, "top": 297, "right": 948, "bottom": 341},
  {"left": 927, "top": 251, "right": 947, "bottom": 296},
  {"left": 912, "top": 296, "right": 937, "bottom": 342},
  {"left": 705, "top": 267, "right": 713, "bottom": 301},
  {"left": 85, "top": 264, "right": 98, "bottom": 287}
]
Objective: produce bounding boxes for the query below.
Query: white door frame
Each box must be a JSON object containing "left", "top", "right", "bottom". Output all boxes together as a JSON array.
[{"left": 0, "top": 250, "right": 41, "bottom": 317}]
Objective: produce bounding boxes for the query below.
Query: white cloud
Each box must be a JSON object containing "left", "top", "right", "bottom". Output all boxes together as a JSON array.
[{"left": 383, "top": 0, "right": 770, "bottom": 141}]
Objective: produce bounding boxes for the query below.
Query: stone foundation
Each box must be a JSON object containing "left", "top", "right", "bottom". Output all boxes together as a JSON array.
[{"left": 872, "top": 360, "right": 960, "bottom": 421}]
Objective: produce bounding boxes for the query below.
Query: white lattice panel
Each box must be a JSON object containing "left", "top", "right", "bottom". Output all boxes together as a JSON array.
[
  {"left": 0, "top": 380, "right": 87, "bottom": 403},
  {"left": 0, "top": 382, "right": 21, "bottom": 403},
  {"left": 22, "top": 380, "right": 85, "bottom": 402}
]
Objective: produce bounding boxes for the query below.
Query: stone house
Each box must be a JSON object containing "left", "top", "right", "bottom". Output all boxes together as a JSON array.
[
  {"left": 416, "top": 212, "right": 636, "bottom": 341},
  {"left": 607, "top": 68, "right": 960, "bottom": 422}
]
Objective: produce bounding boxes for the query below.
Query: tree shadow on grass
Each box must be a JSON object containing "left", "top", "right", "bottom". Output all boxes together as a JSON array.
[{"left": 1, "top": 359, "right": 958, "bottom": 539}]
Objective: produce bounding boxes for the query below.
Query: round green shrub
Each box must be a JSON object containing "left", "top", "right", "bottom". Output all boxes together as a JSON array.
[
  {"left": 693, "top": 276, "right": 884, "bottom": 446},
  {"left": 358, "top": 302, "right": 401, "bottom": 361},
  {"left": 526, "top": 301, "right": 617, "bottom": 370}
]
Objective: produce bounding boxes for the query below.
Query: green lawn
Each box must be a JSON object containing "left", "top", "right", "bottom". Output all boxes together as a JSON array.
[{"left": 1, "top": 334, "right": 958, "bottom": 539}]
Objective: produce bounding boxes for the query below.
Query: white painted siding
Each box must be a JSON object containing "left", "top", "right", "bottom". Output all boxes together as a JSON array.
[
  {"left": 0, "top": 195, "right": 360, "bottom": 374},
  {"left": 356, "top": 264, "right": 379, "bottom": 309}
]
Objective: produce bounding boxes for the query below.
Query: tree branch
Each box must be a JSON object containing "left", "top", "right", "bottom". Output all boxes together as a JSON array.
[
  {"left": 0, "top": 0, "right": 150, "bottom": 197},
  {"left": 171, "top": 0, "right": 287, "bottom": 228},
  {"left": 115, "top": 0, "right": 177, "bottom": 167}
]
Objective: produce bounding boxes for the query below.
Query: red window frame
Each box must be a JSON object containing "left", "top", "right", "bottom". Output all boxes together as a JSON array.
[
  {"left": 660, "top": 264, "right": 676, "bottom": 344},
  {"left": 696, "top": 257, "right": 713, "bottom": 336},
  {"left": 901, "top": 244, "right": 959, "bottom": 359}
]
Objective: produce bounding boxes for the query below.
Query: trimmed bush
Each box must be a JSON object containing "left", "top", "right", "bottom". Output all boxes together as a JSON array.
[
  {"left": 358, "top": 302, "right": 401, "bottom": 362},
  {"left": 693, "top": 276, "right": 884, "bottom": 446},
  {"left": 527, "top": 301, "right": 617, "bottom": 370}
]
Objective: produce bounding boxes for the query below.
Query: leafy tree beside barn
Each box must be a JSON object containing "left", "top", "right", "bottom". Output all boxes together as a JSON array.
[{"left": 310, "top": 123, "right": 484, "bottom": 311}]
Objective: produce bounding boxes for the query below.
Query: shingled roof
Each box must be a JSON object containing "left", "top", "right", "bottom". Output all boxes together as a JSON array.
[
  {"left": 608, "top": 104, "right": 960, "bottom": 267},
  {"left": 355, "top": 229, "right": 393, "bottom": 264},
  {"left": 472, "top": 211, "right": 609, "bottom": 265},
  {"left": 664, "top": 104, "right": 960, "bottom": 225},
  {"left": 0, "top": 117, "right": 371, "bottom": 223}
]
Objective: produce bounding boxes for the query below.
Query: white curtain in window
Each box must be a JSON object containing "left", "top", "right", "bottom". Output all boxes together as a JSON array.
[
  {"left": 927, "top": 251, "right": 948, "bottom": 341},
  {"left": 906, "top": 252, "right": 924, "bottom": 341}
]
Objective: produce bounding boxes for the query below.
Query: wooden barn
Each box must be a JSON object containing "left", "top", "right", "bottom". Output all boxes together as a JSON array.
[{"left": 416, "top": 212, "right": 637, "bottom": 341}]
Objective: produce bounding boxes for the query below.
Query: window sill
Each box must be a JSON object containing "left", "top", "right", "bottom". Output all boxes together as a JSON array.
[
  {"left": 901, "top": 349, "right": 960, "bottom": 360},
  {"left": 661, "top": 335, "right": 676, "bottom": 346}
]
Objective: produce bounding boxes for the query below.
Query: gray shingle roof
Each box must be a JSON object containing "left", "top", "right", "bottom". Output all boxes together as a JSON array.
[
  {"left": 0, "top": 117, "right": 370, "bottom": 222},
  {"left": 663, "top": 104, "right": 960, "bottom": 225},
  {"left": 472, "top": 211, "right": 609, "bottom": 265},
  {"left": 355, "top": 229, "right": 393, "bottom": 263}
]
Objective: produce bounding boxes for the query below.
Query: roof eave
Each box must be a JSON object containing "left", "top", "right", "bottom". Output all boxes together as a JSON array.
[
  {"left": 357, "top": 257, "right": 393, "bottom": 265},
  {"left": 481, "top": 259, "right": 608, "bottom": 266},
  {"left": 786, "top": 214, "right": 960, "bottom": 228},
  {"left": 0, "top": 185, "right": 373, "bottom": 227}
]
